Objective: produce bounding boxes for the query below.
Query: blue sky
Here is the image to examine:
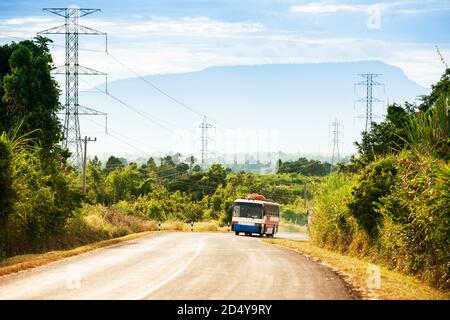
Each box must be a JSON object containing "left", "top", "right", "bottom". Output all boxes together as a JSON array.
[
  {"left": 0, "top": 1, "right": 449, "bottom": 159},
  {"left": 1, "top": 0, "right": 449, "bottom": 87}
]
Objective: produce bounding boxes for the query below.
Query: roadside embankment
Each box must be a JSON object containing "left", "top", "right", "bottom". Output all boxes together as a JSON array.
[{"left": 263, "top": 238, "right": 450, "bottom": 300}]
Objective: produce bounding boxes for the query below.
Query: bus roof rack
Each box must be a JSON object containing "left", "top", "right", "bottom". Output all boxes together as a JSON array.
[{"left": 245, "top": 193, "right": 274, "bottom": 202}]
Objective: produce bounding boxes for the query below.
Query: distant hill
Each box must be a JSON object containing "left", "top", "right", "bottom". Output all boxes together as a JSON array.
[{"left": 80, "top": 60, "right": 428, "bottom": 158}]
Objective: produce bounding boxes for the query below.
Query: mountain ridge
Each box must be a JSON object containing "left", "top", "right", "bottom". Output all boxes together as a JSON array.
[{"left": 80, "top": 60, "right": 429, "bottom": 157}]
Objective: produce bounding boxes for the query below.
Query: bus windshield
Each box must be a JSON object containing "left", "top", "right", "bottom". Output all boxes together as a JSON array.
[{"left": 233, "top": 202, "right": 263, "bottom": 219}]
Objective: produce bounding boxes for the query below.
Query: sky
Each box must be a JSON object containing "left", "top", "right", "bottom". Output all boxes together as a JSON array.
[{"left": 0, "top": 0, "right": 449, "bottom": 161}]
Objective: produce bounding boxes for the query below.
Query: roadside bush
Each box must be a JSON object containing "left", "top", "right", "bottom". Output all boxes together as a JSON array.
[
  {"left": 0, "top": 128, "right": 82, "bottom": 257},
  {"left": 348, "top": 156, "right": 398, "bottom": 235},
  {"left": 377, "top": 152, "right": 450, "bottom": 289},
  {"left": 64, "top": 204, "right": 155, "bottom": 247}
]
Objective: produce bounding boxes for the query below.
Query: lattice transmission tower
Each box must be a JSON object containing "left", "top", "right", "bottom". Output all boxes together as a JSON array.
[
  {"left": 38, "top": 7, "right": 107, "bottom": 167},
  {"left": 355, "top": 74, "right": 384, "bottom": 132},
  {"left": 330, "top": 118, "right": 342, "bottom": 172},
  {"left": 199, "top": 116, "right": 214, "bottom": 165}
]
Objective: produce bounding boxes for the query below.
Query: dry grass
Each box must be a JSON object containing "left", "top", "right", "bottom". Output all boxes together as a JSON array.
[
  {"left": 263, "top": 238, "right": 450, "bottom": 300},
  {"left": 160, "top": 220, "right": 228, "bottom": 232},
  {"left": 279, "top": 222, "right": 308, "bottom": 234}
]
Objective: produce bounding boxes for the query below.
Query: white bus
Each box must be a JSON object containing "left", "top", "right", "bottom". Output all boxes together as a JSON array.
[{"left": 231, "top": 194, "right": 280, "bottom": 237}]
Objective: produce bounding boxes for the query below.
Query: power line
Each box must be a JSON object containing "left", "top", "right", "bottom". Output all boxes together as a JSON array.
[
  {"left": 106, "top": 52, "right": 228, "bottom": 129},
  {"left": 81, "top": 116, "right": 150, "bottom": 155},
  {"left": 79, "top": 77, "right": 176, "bottom": 132},
  {"left": 106, "top": 52, "right": 205, "bottom": 118},
  {"left": 0, "top": 32, "right": 106, "bottom": 53}
]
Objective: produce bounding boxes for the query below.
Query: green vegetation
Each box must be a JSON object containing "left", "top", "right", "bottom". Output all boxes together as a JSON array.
[
  {"left": 277, "top": 157, "right": 331, "bottom": 176},
  {"left": 0, "top": 39, "right": 311, "bottom": 260},
  {"left": 0, "top": 37, "right": 82, "bottom": 258},
  {"left": 311, "top": 69, "right": 450, "bottom": 291},
  {"left": 1, "top": 37, "right": 448, "bottom": 298}
]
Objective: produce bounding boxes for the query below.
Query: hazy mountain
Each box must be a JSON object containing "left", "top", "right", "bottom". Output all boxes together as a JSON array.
[{"left": 79, "top": 60, "right": 428, "bottom": 158}]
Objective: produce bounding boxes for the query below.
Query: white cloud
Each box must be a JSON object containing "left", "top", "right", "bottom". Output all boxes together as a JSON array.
[
  {"left": 0, "top": 14, "right": 445, "bottom": 88},
  {"left": 291, "top": 3, "right": 369, "bottom": 13},
  {"left": 118, "top": 16, "right": 265, "bottom": 37},
  {"left": 3, "top": 17, "right": 54, "bottom": 25},
  {"left": 289, "top": 2, "right": 402, "bottom": 14},
  {"left": 290, "top": 1, "right": 450, "bottom": 15}
]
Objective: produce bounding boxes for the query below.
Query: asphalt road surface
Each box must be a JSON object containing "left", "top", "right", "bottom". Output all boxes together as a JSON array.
[{"left": 0, "top": 232, "right": 352, "bottom": 300}]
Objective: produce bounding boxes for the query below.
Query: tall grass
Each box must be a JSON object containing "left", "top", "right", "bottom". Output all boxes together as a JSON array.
[
  {"left": 63, "top": 204, "right": 155, "bottom": 248},
  {"left": 404, "top": 96, "right": 449, "bottom": 158},
  {"left": 310, "top": 173, "right": 364, "bottom": 254}
]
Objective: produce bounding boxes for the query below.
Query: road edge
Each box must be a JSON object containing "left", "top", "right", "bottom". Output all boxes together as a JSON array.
[
  {"left": 262, "top": 238, "right": 450, "bottom": 300},
  {"left": 0, "top": 231, "right": 155, "bottom": 278},
  {"left": 261, "top": 238, "right": 364, "bottom": 300}
]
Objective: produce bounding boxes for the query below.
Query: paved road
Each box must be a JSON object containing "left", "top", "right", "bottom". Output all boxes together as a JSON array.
[{"left": 0, "top": 232, "right": 352, "bottom": 300}]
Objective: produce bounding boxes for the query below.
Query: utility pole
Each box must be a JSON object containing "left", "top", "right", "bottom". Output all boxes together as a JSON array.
[
  {"left": 330, "top": 118, "right": 342, "bottom": 173},
  {"left": 79, "top": 136, "right": 97, "bottom": 193},
  {"left": 199, "top": 116, "right": 214, "bottom": 165},
  {"left": 38, "top": 7, "right": 107, "bottom": 168},
  {"left": 355, "top": 74, "right": 383, "bottom": 132},
  {"left": 303, "top": 183, "right": 307, "bottom": 209}
]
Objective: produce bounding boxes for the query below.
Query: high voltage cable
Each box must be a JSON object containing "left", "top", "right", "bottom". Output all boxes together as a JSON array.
[
  {"left": 0, "top": 32, "right": 105, "bottom": 53},
  {"left": 82, "top": 116, "right": 150, "bottom": 154},
  {"left": 79, "top": 77, "right": 176, "bottom": 132},
  {"left": 106, "top": 52, "right": 228, "bottom": 128},
  {"left": 105, "top": 91, "right": 174, "bottom": 132},
  {"left": 106, "top": 52, "right": 205, "bottom": 118}
]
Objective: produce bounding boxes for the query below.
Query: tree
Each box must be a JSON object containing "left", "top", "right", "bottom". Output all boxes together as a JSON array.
[
  {"left": 0, "top": 133, "right": 14, "bottom": 239},
  {"left": 0, "top": 37, "right": 62, "bottom": 152},
  {"left": 146, "top": 157, "right": 157, "bottom": 171},
  {"left": 202, "top": 164, "right": 227, "bottom": 194},
  {"left": 86, "top": 156, "right": 107, "bottom": 203},
  {"left": 355, "top": 103, "right": 413, "bottom": 162},
  {"left": 105, "top": 163, "right": 141, "bottom": 203},
  {"left": 419, "top": 68, "right": 450, "bottom": 111},
  {"left": 277, "top": 157, "right": 331, "bottom": 176},
  {"left": 104, "top": 155, "right": 124, "bottom": 175}
]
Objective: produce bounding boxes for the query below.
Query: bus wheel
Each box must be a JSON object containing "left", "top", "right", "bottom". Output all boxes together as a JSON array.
[{"left": 235, "top": 231, "right": 239, "bottom": 235}]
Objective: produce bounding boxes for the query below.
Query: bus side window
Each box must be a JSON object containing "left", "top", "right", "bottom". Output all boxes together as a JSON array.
[{"left": 265, "top": 205, "right": 280, "bottom": 217}]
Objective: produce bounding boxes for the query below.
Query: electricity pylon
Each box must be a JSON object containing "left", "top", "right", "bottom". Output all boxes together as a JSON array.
[
  {"left": 330, "top": 118, "right": 342, "bottom": 173},
  {"left": 355, "top": 74, "right": 384, "bottom": 132},
  {"left": 199, "top": 116, "right": 214, "bottom": 165},
  {"left": 38, "top": 7, "right": 107, "bottom": 167}
]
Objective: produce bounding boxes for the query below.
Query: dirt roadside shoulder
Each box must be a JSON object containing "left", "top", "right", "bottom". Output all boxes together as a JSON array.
[{"left": 262, "top": 238, "right": 449, "bottom": 300}]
